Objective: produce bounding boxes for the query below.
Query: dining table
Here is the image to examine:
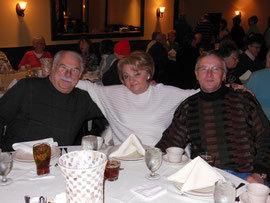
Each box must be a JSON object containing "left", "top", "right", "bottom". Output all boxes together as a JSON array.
[{"left": 1, "top": 145, "right": 248, "bottom": 203}]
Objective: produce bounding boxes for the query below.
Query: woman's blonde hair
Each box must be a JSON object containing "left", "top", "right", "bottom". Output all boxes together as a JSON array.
[{"left": 118, "top": 50, "right": 155, "bottom": 83}]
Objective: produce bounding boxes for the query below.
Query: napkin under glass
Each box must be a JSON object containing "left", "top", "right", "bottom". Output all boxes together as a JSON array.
[
  {"left": 12, "top": 138, "right": 58, "bottom": 154},
  {"left": 109, "top": 134, "right": 145, "bottom": 158},
  {"left": 168, "top": 156, "right": 225, "bottom": 192}
]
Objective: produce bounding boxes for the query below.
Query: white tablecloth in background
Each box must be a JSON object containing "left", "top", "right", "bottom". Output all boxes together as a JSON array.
[{"left": 0, "top": 146, "right": 247, "bottom": 203}]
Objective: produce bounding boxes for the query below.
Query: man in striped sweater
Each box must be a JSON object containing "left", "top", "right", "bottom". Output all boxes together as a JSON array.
[{"left": 156, "top": 52, "right": 270, "bottom": 184}]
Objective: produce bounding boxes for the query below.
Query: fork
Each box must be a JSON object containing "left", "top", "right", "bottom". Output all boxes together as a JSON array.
[
  {"left": 24, "top": 195, "right": 30, "bottom": 203},
  {"left": 235, "top": 183, "right": 245, "bottom": 202}
]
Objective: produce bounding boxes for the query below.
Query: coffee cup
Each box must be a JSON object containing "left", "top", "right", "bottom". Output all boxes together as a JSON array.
[
  {"left": 166, "top": 147, "right": 184, "bottom": 163},
  {"left": 247, "top": 183, "right": 270, "bottom": 203}
]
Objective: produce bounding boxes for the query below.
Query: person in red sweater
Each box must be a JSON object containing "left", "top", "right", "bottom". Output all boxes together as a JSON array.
[{"left": 18, "top": 36, "right": 52, "bottom": 70}]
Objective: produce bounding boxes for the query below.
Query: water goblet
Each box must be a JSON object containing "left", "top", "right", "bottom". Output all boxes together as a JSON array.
[
  {"left": 0, "top": 152, "right": 13, "bottom": 186},
  {"left": 214, "top": 180, "right": 236, "bottom": 203},
  {"left": 145, "top": 148, "right": 162, "bottom": 180},
  {"left": 82, "top": 135, "right": 98, "bottom": 150}
]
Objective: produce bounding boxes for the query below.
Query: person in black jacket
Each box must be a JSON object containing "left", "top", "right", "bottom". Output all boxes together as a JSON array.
[{"left": 0, "top": 51, "right": 104, "bottom": 151}]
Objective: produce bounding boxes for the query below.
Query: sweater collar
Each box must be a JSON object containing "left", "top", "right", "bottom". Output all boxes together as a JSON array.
[{"left": 199, "top": 83, "right": 228, "bottom": 101}]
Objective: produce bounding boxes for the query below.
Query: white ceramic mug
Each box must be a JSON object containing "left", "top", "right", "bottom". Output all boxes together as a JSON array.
[
  {"left": 247, "top": 183, "right": 270, "bottom": 203},
  {"left": 166, "top": 147, "right": 184, "bottom": 163}
]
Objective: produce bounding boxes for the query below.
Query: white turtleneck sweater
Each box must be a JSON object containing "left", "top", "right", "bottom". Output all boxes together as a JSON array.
[{"left": 77, "top": 80, "right": 198, "bottom": 146}]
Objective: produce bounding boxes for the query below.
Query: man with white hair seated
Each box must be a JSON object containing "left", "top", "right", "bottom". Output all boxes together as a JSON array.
[
  {"left": 0, "top": 51, "right": 103, "bottom": 151},
  {"left": 156, "top": 51, "right": 270, "bottom": 185}
]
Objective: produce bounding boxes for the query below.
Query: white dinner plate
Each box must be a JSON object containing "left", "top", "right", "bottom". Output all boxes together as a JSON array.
[
  {"left": 163, "top": 154, "right": 189, "bottom": 166},
  {"left": 240, "top": 192, "right": 270, "bottom": 203},
  {"left": 108, "top": 144, "right": 150, "bottom": 161},
  {"left": 174, "top": 181, "right": 214, "bottom": 197},
  {"left": 12, "top": 146, "right": 60, "bottom": 163}
]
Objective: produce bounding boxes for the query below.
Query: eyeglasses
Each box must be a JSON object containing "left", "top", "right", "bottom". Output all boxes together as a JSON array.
[
  {"left": 197, "top": 66, "right": 224, "bottom": 73},
  {"left": 57, "top": 64, "right": 80, "bottom": 77},
  {"left": 230, "top": 55, "right": 239, "bottom": 61},
  {"left": 251, "top": 45, "right": 261, "bottom": 49}
]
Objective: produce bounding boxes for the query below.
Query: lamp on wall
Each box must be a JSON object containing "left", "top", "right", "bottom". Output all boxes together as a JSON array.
[
  {"left": 235, "top": 10, "right": 241, "bottom": 17},
  {"left": 157, "top": 7, "right": 165, "bottom": 18},
  {"left": 16, "top": 2, "right": 27, "bottom": 17}
]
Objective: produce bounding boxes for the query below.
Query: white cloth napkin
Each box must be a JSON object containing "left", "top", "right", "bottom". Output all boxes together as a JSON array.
[
  {"left": 8, "top": 78, "right": 17, "bottom": 89},
  {"left": 109, "top": 134, "right": 145, "bottom": 158},
  {"left": 168, "top": 156, "right": 225, "bottom": 192},
  {"left": 131, "top": 183, "right": 167, "bottom": 200},
  {"left": 12, "top": 138, "right": 58, "bottom": 154}
]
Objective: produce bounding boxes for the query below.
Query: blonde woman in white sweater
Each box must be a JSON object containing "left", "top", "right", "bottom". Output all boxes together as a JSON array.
[{"left": 77, "top": 50, "right": 198, "bottom": 146}]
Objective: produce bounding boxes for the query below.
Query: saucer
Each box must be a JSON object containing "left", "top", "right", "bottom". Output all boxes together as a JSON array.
[
  {"left": 163, "top": 154, "right": 189, "bottom": 166},
  {"left": 240, "top": 192, "right": 270, "bottom": 203}
]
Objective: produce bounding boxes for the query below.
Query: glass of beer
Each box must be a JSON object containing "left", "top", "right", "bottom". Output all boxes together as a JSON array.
[
  {"left": 104, "top": 158, "right": 120, "bottom": 181},
  {"left": 199, "top": 152, "right": 215, "bottom": 166},
  {"left": 33, "top": 143, "right": 51, "bottom": 175}
]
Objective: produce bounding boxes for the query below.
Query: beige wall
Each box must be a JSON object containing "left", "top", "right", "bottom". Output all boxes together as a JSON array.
[
  {"left": 0, "top": 0, "right": 174, "bottom": 48},
  {"left": 180, "top": 0, "right": 270, "bottom": 34}
]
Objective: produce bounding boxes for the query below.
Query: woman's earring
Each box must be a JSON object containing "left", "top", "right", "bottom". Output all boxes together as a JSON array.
[{"left": 147, "top": 76, "right": 150, "bottom": 80}]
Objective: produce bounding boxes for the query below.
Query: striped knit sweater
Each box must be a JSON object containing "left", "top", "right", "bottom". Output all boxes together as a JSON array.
[
  {"left": 156, "top": 85, "right": 270, "bottom": 174},
  {"left": 77, "top": 80, "right": 198, "bottom": 146}
]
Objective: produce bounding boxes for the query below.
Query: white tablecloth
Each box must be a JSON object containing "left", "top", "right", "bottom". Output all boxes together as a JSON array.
[{"left": 1, "top": 146, "right": 247, "bottom": 203}]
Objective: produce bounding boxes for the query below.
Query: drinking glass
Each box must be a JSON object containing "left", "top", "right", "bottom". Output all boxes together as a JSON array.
[
  {"left": 0, "top": 152, "right": 13, "bottom": 186},
  {"left": 81, "top": 135, "right": 98, "bottom": 150},
  {"left": 214, "top": 180, "right": 236, "bottom": 203},
  {"left": 33, "top": 143, "right": 51, "bottom": 175},
  {"left": 40, "top": 58, "right": 52, "bottom": 77},
  {"left": 199, "top": 152, "right": 215, "bottom": 166},
  {"left": 145, "top": 148, "right": 162, "bottom": 180}
]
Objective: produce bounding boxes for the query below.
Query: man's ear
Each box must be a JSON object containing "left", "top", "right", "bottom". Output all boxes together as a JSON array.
[
  {"left": 222, "top": 72, "right": 226, "bottom": 81},
  {"left": 195, "top": 71, "right": 199, "bottom": 81}
]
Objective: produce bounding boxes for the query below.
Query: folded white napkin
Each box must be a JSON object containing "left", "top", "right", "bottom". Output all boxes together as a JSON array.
[
  {"left": 8, "top": 79, "right": 17, "bottom": 89},
  {"left": 109, "top": 134, "right": 145, "bottom": 158},
  {"left": 12, "top": 138, "right": 58, "bottom": 154},
  {"left": 131, "top": 183, "right": 167, "bottom": 200},
  {"left": 168, "top": 156, "right": 224, "bottom": 192}
]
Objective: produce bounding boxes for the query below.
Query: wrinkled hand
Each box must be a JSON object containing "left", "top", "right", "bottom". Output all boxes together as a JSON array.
[
  {"left": 150, "top": 80, "right": 157, "bottom": 86},
  {"left": 246, "top": 173, "right": 265, "bottom": 184},
  {"left": 227, "top": 83, "right": 255, "bottom": 96}
]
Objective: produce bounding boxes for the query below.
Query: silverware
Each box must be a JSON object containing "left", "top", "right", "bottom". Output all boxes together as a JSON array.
[
  {"left": 235, "top": 183, "right": 245, "bottom": 202},
  {"left": 39, "top": 196, "right": 46, "bottom": 203},
  {"left": 24, "top": 195, "right": 30, "bottom": 203}
]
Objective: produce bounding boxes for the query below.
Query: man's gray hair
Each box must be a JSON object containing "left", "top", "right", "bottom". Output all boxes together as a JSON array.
[
  {"left": 195, "top": 51, "right": 227, "bottom": 74},
  {"left": 52, "top": 50, "right": 84, "bottom": 76}
]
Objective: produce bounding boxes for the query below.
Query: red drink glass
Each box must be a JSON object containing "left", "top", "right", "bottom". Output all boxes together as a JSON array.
[
  {"left": 33, "top": 143, "right": 51, "bottom": 175},
  {"left": 104, "top": 159, "right": 120, "bottom": 181}
]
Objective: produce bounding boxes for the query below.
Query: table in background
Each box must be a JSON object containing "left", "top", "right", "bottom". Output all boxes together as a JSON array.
[
  {"left": 0, "top": 146, "right": 247, "bottom": 203},
  {"left": 0, "top": 71, "right": 26, "bottom": 89}
]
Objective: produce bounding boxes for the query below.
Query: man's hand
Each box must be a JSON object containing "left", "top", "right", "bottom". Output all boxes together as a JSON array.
[{"left": 246, "top": 173, "right": 265, "bottom": 184}]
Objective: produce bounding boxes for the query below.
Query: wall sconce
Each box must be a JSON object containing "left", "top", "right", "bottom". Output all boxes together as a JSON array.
[
  {"left": 157, "top": 7, "right": 165, "bottom": 18},
  {"left": 16, "top": 2, "right": 27, "bottom": 17},
  {"left": 235, "top": 10, "right": 241, "bottom": 17}
]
